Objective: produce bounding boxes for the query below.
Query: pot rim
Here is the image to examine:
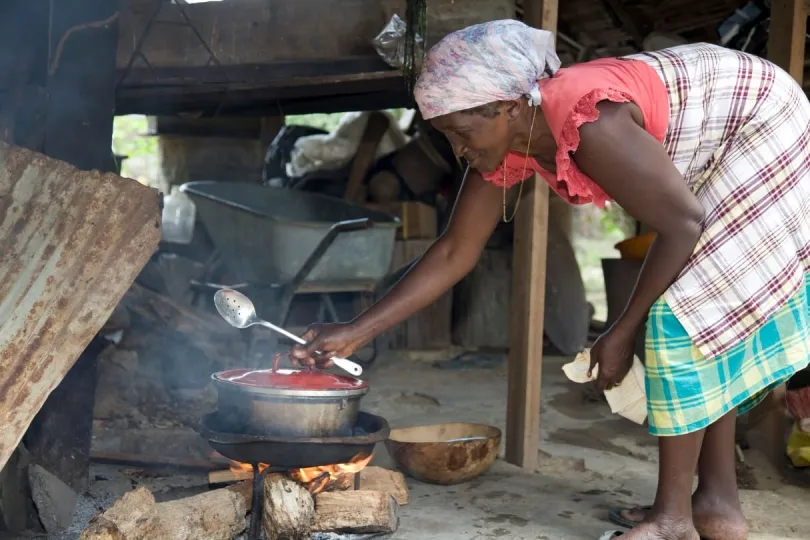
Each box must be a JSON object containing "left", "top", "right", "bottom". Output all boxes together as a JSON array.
[{"left": 212, "top": 368, "right": 369, "bottom": 399}]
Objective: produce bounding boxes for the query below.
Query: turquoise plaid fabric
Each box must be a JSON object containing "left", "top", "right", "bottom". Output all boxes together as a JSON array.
[{"left": 646, "top": 274, "right": 810, "bottom": 436}]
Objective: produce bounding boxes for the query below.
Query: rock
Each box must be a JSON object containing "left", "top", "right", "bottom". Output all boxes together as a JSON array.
[
  {"left": 28, "top": 464, "right": 78, "bottom": 533},
  {"left": 0, "top": 444, "right": 36, "bottom": 532}
]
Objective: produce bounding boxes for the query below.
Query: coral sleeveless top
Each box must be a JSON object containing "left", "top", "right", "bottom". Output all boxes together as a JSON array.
[{"left": 481, "top": 57, "right": 670, "bottom": 208}]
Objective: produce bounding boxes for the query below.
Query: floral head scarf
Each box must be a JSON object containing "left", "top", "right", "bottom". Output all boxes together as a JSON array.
[{"left": 414, "top": 20, "right": 561, "bottom": 120}]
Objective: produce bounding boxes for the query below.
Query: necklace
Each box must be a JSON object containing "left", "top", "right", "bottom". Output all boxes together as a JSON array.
[{"left": 502, "top": 105, "right": 538, "bottom": 223}]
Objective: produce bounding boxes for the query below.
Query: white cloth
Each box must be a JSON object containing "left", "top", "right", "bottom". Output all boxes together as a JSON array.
[{"left": 414, "top": 20, "right": 561, "bottom": 119}]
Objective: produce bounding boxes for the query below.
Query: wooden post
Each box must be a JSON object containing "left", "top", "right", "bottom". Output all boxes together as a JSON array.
[
  {"left": 506, "top": 0, "right": 557, "bottom": 470},
  {"left": 25, "top": 0, "right": 122, "bottom": 492},
  {"left": 768, "top": 0, "right": 807, "bottom": 84}
]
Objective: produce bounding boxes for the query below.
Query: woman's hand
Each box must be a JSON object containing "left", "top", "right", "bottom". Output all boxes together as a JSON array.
[
  {"left": 289, "top": 323, "right": 366, "bottom": 369},
  {"left": 588, "top": 323, "right": 637, "bottom": 392}
]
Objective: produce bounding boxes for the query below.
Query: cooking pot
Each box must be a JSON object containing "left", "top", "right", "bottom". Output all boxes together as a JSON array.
[{"left": 212, "top": 369, "right": 369, "bottom": 437}]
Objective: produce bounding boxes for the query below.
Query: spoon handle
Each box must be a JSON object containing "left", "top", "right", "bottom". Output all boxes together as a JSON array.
[
  {"left": 255, "top": 320, "right": 363, "bottom": 377},
  {"left": 257, "top": 319, "right": 307, "bottom": 345}
]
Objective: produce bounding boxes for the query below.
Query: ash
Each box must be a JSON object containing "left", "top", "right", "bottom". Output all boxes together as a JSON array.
[
  {"left": 313, "top": 534, "right": 381, "bottom": 540},
  {"left": 234, "top": 534, "right": 379, "bottom": 540}
]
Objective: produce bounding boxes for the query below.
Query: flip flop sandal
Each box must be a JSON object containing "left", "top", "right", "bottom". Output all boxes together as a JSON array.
[
  {"left": 599, "top": 531, "right": 624, "bottom": 540},
  {"left": 608, "top": 506, "right": 652, "bottom": 529}
]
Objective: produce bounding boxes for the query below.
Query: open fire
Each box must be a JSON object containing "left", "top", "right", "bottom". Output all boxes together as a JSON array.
[{"left": 225, "top": 453, "right": 373, "bottom": 495}]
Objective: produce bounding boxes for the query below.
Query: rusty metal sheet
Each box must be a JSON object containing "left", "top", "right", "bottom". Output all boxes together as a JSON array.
[{"left": 0, "top": 142, "right": 161, "bottom": 471}]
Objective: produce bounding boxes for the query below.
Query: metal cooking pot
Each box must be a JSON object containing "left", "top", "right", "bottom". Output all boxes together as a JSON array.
[{"left": 212, "top": 369, "right": 369, "bottom": 438}]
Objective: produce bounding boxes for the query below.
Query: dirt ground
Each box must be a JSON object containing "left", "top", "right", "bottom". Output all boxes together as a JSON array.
[{"left": 18, "top": 351, "right": 810, "bottom": 540}]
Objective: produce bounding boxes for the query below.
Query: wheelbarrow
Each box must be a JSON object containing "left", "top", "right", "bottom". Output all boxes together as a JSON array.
[{"left": 180, "top": 181, "right": 402, "bottom": 368}]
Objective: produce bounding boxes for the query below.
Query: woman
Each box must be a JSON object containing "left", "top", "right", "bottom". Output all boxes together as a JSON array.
[{"left": 291, "top": 20, "right": 810, "bottom": 540}]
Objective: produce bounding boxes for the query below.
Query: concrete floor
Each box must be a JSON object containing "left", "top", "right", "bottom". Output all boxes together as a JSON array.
[
  {"left": 22, "top": 352, "right": 810, "bottom": 539},
  {"left": 363, "top": 352, "right": 810, "bottom": 539}
]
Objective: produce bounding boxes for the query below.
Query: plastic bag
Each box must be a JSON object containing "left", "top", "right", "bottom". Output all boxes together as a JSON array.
[
  {"left": 562, "top": 350, "right": 648, "bottom": 425},
  {"left": 372, "top": 14, "right": 424, "bottom": 69},
  {"left": 285, "top": 112, "right": 407, "bottom": 179}
]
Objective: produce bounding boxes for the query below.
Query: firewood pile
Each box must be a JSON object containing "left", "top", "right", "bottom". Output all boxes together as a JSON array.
[{"left": 79, "top": 466, "right": 409, "bottom": 540}]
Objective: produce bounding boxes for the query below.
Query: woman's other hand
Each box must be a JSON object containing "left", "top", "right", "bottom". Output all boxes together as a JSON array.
[
  {"left": 588, "top": 324, "right": 636, "bottom": 392},
  {"left": 289, "top": 323, "right": 366, "bottom": 369}
]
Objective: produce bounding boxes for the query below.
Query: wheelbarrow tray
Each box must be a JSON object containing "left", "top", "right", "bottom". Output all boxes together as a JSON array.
[{"left": 181, "top": 181, "right": 399, "bottom": 286}]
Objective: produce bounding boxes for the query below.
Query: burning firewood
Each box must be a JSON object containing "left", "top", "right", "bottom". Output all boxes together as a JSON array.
[
  {"left": 312, "top": 491, "right": 400, "bottom": 535},
  {"left": 263, "top": 474, "right": 315, "bottom": 540},
  {"left": 79, "top": 482, "right": 251, "bottom": 540}
]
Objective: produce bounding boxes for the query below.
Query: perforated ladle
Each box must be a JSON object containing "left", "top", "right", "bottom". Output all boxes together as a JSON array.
[{"left": 213, "top": 288, "right": 363, "bottom": 377}]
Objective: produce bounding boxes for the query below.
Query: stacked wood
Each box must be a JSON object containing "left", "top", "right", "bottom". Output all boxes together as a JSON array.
[
  {"left": 312, "top": 491, "right": 400, "bottom": 535},
  {"left": 79, "top": 482, "right": 251, "bottom": 540},
  {"left": 84, "top": 466, "right": 408, "bottom": 540},
  {"left": 358, "top": 466, "right": 409, "bottom": 505},
  {"left": 262, "top": 468, "right": 405, "bottom": 538}
]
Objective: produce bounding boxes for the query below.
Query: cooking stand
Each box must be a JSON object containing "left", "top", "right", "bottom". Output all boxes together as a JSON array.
[{"left": 198, "top": 411, "right": 390, "bottom": 540}]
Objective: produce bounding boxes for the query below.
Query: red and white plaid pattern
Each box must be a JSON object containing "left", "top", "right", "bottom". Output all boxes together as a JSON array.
[{"left": 629, "top": 44, "right": 810, "bottom": 360}]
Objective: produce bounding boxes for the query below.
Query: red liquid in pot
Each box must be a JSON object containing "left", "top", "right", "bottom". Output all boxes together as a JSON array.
[{"left": 217, "top": 368, "right": 367, "bottom": 390}]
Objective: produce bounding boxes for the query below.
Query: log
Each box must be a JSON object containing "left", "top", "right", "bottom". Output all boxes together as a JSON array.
[
  {"left": 80, "top": 482, "right": 252, "bottom": 540},
  {"left": 208, "top": 468, "right": 252, "bottom": 485},
  {"left": 312, "top": 491, "right": 400, "bottom": 535},
  {"left": 263, "top": 474, "right": 314, "bottom": 540},
  {"left": 358, "top": 466, "right": 409, "bottom": 505}
]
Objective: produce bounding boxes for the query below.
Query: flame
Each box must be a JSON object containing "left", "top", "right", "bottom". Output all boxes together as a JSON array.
[
  {"left": 221, "top": 453, "right": 372, "bottom": 495},
  {"left": 291, "top": 453, "right": 372, "bottom": 484},
  {"left": 228, "top": 461, "right": 269, "bottom": 474}
]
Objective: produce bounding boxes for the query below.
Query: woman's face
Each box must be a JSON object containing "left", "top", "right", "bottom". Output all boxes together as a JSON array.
[{"left": 430, "top": 103, "right": 512, "bottom": 173}]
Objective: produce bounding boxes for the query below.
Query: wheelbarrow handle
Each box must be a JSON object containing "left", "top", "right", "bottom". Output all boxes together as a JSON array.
[
  {"left": 330, "top": 218, "right": 372, "bottom": 233},
  {"left": 283, "top": 218, "right": 373, "bottom": 300}
]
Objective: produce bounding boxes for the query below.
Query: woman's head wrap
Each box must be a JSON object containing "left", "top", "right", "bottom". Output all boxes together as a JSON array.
[{"left": 414, "top": 20, "right": 561, "bottom": 120}]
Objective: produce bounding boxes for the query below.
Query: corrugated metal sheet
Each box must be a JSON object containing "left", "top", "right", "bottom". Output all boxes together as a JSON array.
[{"left": 0, "top": 142, "right": 161, "bottom": 470}]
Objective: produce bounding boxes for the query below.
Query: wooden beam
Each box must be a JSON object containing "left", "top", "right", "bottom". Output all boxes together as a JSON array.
[
  {"left": 117, "top": 0, "right": 514, "bottom": 70},
  {"left": 506, "top": 0, "right": 557, "bottom": 470},
  {"left": 768, "top": 0, "right": 807, "bottom": 84}
]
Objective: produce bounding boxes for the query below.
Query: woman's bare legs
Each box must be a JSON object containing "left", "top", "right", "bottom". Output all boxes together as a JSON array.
[
  {"left": 620, "top": 429, "right": 703, "bottom": 540},
  {"left": 691, "top": 409, "right": 749, "bottom": 540},
  {"left": 618, "top": 410, "right": 748, "bottom": 540}
]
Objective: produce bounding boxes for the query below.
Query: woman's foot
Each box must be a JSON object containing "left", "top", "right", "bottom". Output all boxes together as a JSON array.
[
  {"left": 612, "top": 493, "right": 748, "bottom": 540},
  {"left": 618, "top": 516, "right": 699, "bottom": 540},
  {"left": 690, "top": 491, "right": 749, "bottom": 540}
]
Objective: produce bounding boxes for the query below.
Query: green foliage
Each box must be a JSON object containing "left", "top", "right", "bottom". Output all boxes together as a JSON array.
[{"left": 112, "top": 115, "right": 160, "bottom": 185}]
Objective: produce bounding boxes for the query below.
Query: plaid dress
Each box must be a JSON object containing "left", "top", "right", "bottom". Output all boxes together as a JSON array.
[{"left": 629, "top": 44, "right": 810, "bottom": 435}]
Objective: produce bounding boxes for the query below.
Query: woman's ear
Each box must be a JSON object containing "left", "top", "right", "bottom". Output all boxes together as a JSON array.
[{"left": 505, "top": 100, "right": 523, "bottom": 121}]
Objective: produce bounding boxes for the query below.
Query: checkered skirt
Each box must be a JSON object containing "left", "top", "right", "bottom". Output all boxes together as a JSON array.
[
  {"left": 646, "top": 274, "right": 810, "bottom": 436},
  {"left": 630, "top": 44, "right": 810, "bottom": 361}
]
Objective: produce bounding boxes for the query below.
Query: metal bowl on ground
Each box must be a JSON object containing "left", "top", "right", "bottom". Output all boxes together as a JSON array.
[
  {"left": 212, "top": 368, "right": 369, "bottom": 438},
  {"left": 385, "top": 423, "right": 501, "bottom": 485}
]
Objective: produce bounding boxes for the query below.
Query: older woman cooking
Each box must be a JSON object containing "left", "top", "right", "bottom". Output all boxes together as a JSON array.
[{"left": 291, "top": 20, "right": 810, "bottom": 540}]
